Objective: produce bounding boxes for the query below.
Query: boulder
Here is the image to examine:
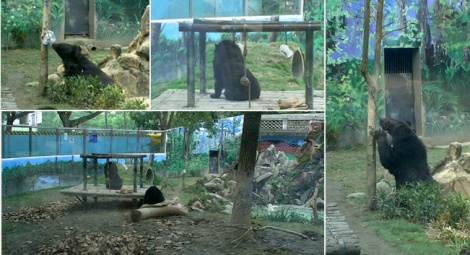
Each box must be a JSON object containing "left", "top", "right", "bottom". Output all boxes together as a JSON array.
[
  {"left": 204, "top": 178, "right": 224, "bottom": 193},
  {"left": 433, "top": 152, "right": 470, "bottom": 198},
  {"left": 376, "top": 179, "right": 392, "bottom": 195}
]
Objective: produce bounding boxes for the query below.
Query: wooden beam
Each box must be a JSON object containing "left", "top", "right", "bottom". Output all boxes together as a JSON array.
[{"left": 180, "top": 21, "right": 321, "bottom": 33}]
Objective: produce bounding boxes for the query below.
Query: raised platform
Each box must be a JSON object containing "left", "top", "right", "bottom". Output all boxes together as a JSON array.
[
  {"left": 61, "top": 184, "right": 147, "bottom": 203},
  {"left": 152, "top": 89, "right": 325, "bottom": 111}
]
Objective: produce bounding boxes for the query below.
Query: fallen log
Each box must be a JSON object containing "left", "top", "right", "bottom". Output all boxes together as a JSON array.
[{"left": 131, "top": 200, "right": 189, "bottom": 222}]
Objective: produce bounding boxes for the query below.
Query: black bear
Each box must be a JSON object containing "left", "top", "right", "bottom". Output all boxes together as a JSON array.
[
  {"left": 143, "top": 186, "right": 165, "bottom": 205},
  {"left": 104, "top": 162, "right": 123, "bottom": 190},
  {"left": 211, "top": 40, "right": 261, "bottom": 101},
  {"left": 375, "top": 118, "right": 434, "bottom": 188},
  {"left": 52, "top": 42, "right": 114, "bottom": 87}
]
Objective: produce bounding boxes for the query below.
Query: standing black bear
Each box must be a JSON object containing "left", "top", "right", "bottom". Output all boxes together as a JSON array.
[
  {"left": 375, "top": 118, "right": 434, "bottom": 188},
  {"left": 52, "top": 42, "right": 115, "bottom": 87},
  {"left": 143, "top": 186, "right": 165, "bottom": 205},
  {"left": 211, "top": 40, "right": 261, "bottom": 101}
]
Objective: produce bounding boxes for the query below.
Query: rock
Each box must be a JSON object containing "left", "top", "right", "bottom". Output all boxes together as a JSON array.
[
  {"left": 137, "top": 39, "right": 150, "bottom": 60},
  {"left": 190, "top": 200, "right": 205, "bottom": 211},
  {"left": 57, "top": 64, "right": 65, "bottom": 75},
  {"left": 433, "top": 153, "right": 470, "bottom": 198},
  {"left": 277, "top": 151, "right": 289, "bottom": 167},
  {"left": 347, "top": 192, "right": 366, "bottom": 198},
  {"left": 376, "top": 179, "right": 392, "bottom": 195},
  {"left": 47, "top": 73, "right": 63, "bottom": 85},
  {"left": 255, "top": 172, "right": 273, "bottom": 183},
  {"left": 220, "top": 173, "right": 229, "bottom": 181},
  {"left": 118, "top": 53, "right": 142, "bottom": 71},
  {"left": 257, "top": 144, "right": 277, "bottom": 167},
  {"left": 221, "top": 204, "right": 233, "bottom": 215},
  {"left": 207, "top": 192, "right": 230, "bottom": 205},
  {"left": 26, "top": 82, "right": 39, "bottom": 87},
  {"left": 112, "top": 70, "right": 139, "bottom": 95},
  {"left": 204, "top": 178, "right": 224, "bottom": 192},
  {"left": 293, "top": 199, "right": 302, "bottom": 205},
  {"left": 109, "top": 44, "right": 122, "bottom": 59},
  {"left": 225, "top": 180, "right": 237, "bottom": 189},
  {"left": 448, "top": 142, "right": 463, "bottom": 160}
]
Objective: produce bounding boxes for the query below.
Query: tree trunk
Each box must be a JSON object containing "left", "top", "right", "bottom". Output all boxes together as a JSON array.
[
  {"left": 268, "top": 16, "right": 279, "bottom": 42},
  {"left": 230, "top": 112, "right": 261, "bottom": 226},
  {"left": 361, "top": 0, "right": 384, "bottom": 211}
]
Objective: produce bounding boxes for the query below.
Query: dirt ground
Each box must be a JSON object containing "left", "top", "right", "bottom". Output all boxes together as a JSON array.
[
  {"left": 326, "top": 179, "right": 401, "bottom": 255},
  {"left": 2, "top": 189, "right": 324, "bottom": 255}
]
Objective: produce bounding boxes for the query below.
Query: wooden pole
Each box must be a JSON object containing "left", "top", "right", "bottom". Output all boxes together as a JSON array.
[
  {"left": 39, "top": 0, "right": 52, "bottom": 96},
  {"left": 180, "top": 21, "right": 321, "bottom": 33},
  {"left": 305, "top": 28, "right": 314, "bottom": 109},
  {"left": 199, "top": 32, "right": 207, "bottom": 94},
  {"left": 187, "top": 31, "right": 196, "bottom": 107}
]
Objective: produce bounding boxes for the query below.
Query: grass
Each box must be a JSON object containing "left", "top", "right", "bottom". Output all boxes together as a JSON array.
[
  {"left": 151, "top": 41, "right": 324, "bottom": 99},
  {"left": 327, "top": 145, "right": 470, "bottom": 255}
]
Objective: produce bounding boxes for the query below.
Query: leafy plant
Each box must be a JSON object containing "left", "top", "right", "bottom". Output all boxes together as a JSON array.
[{"left": 46, "top": 76, "right": 126, "bottom": 109}]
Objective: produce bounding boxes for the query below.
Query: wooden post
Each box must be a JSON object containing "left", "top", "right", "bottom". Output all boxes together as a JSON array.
[
  {"left": 39, "top": 0, "right": 52, "bottom": 96},
  {"left": 140, "top": 156, "right": 144, "bottom": 188},
  {"left": 187, "top": 31, "right": 196, "bottom": 107},
  {"left": 305, "top": 27, "right": 314, "bottom": 110},
  {"left": 29, "top": 126, "right": 33, "bottom": 157},
  {"left": 55, "top": 128, "right": 59, "bottom": 175},
  {"left": 133, "top": 157, "right": 138, "bottom": 192},
  {"left": 93, "top": 158, "right": 98, "bottom": 186},
  {"left": 199, "top": 32, "right": 207, "bottom": 94},
  {"left": 82, "top": 156, "right": 87, "bottom": 191}
]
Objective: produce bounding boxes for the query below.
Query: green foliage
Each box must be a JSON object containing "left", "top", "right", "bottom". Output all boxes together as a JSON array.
[
  {"left": 151, "top": 35, "right": 186, "bottom": 83},
  {"left": 1, "top": 1, "right": 45, "bottom": 47},
  {"left": 376, "top": 182, "right": 470, "bottom": 250},
  {"left": 46, "top": 76, "right": 126, "bottom": 109},
  {"left": 93, "top": 85, "right": 127, "bottom": 109},
  {"left": 120, "top": 98, "right": 149, "bottom": 110},
  {"left": 376, "top": 182, "right": 445, "bottom": 224},
  {"left": 252, "top": 206, "right": 317, "bottom": 224},
  {"left": 95, "top": 0, "right": 148, "bottom": 40},
  {"left": 423, "top": 83, "right": 470, "bottom": 136}
]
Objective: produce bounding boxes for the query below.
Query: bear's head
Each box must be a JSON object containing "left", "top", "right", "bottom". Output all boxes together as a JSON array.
[
  {"left": 52, "top": 42, "right": 83, "bottom": 61},
  {"left": 379, "top": 118, "right": 415, "bottom": 138}
]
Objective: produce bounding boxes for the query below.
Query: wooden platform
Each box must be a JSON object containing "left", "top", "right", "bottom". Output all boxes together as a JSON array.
[
  {"left": 151, "top": 89, "right": 325, "bottom": 111},
  {"left": 61, "top": 184, "right": 147, "bottom": 201}
]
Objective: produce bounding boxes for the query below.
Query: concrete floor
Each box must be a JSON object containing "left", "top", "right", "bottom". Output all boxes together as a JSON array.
[{"left": 151, "top": 89, "right": 325, "bottom": 111}]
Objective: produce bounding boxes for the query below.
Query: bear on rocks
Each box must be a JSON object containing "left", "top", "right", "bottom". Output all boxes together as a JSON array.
[
  {"left": 104, "top": 162, "right": 123, "bottom": 190},
  {"left": 211, "top": 40, "right": 261, "bottom": 101},
  {"left": 375, "top": 118, "right": 434, "bottom": 188},
  {"left": 143, "top": 186, "right": 165, "bottom": 205},
  {"left": 52, "top": 42, "right": 115, "bottom": 87}
]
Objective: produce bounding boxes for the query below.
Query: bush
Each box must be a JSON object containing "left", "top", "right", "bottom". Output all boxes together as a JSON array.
[
  {"left": 376, "top": 182, "right": 470, "bottom": 250},
  {"left": 376, "top": 182, "right": 445, "bottom": 224},
  {"left": 46, "top": 76, "right": 126, "bottom": 109}
]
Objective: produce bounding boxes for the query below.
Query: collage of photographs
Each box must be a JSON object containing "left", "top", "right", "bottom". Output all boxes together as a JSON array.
[{"left": 0, "top": 0, "right": 469, "bottom": 254}]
